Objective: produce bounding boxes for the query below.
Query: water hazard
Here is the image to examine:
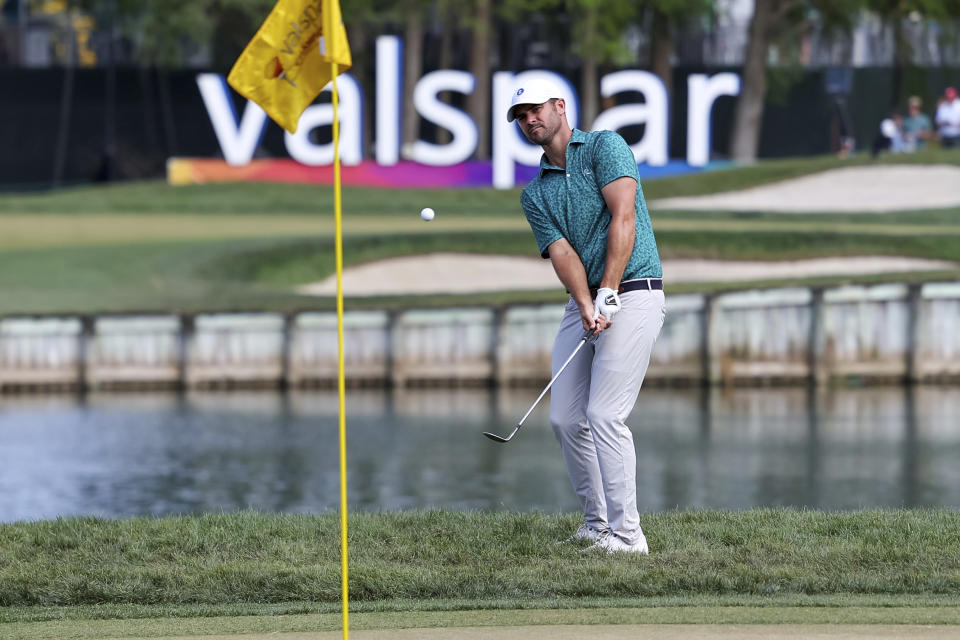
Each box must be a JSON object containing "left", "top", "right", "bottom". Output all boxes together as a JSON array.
[{"left": 1, "top": 386, "right": 959, "bottom": 522}]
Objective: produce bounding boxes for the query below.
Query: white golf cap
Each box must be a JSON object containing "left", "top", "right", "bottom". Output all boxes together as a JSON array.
[{"left": 506, "top": 77, "right": 565, "bottom": 122}]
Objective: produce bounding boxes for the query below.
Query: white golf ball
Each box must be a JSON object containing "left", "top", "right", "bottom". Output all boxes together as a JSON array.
[{"left": 420, "top": 207, "right": 435, "bottom": 221}]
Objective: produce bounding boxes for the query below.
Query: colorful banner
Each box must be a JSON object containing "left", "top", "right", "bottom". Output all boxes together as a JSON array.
[{"left": 167, "top": 158, "right": 703, "bottom": 188}]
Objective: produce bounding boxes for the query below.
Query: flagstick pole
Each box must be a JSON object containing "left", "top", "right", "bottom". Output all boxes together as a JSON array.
[{"left": 331, "top": 61, "right": 350, "bottom": 640}]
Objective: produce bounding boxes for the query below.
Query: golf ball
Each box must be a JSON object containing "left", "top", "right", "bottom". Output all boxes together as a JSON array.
[{"left": 420, "top": 207, "right": 435, "bottom": 221}]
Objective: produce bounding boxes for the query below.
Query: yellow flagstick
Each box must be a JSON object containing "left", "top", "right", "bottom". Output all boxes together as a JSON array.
[
  {"left": 227, "top": 2, "right": 352, "bottom": 635},
  {"left": 331, "top": 60, "right": 350, "bottom": 640}
]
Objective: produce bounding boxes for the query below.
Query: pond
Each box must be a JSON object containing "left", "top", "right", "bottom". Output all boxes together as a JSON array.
[{"left": 1, "top": 385, "right": 958, "bottom": 523}]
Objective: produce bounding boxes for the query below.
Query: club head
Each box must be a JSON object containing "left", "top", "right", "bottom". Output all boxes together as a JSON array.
[{"left": 482, "top": 425, "right": 519, "bottom": 443}]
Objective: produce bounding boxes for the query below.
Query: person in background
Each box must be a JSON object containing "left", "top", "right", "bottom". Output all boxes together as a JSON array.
[
  {"left": 935, "top": 87, "right": 960, "bottom": 148},
  {"left": 901, "top": 96, "right": 933, "bottom": 152},
  {"left": 872, "top": 112, "right": 904, "bottom": 157}
]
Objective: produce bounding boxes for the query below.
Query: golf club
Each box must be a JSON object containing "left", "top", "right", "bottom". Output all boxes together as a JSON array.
[{"left": 483, "top": 330, "right": 596, "bottom": 443}]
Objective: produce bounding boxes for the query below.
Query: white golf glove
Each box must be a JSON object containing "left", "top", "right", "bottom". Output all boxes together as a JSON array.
[{"left": 592, "top": 287, "right": 622, "bottom": 323}]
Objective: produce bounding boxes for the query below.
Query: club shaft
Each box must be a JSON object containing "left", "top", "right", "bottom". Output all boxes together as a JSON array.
[{"left": 516, "top": 335, "right": 589, "bottom": 427}]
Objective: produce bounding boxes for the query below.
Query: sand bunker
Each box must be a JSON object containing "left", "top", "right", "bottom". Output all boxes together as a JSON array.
[
  {"left": 299, "top": 165, "right": 959, "bottom": 296},
  {"left": 298, "top": 254, "right": 955, "bottom": 297},
  {"left": 652, "top": 165, "right": 960, "bottom": 212}
]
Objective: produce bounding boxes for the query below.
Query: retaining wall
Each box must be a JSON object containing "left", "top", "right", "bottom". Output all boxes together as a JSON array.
[{"left": 1, "top": 282, "right": 958, "bottom": 391}]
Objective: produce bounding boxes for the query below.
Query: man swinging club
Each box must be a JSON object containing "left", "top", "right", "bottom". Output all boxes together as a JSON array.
[{"left": 507, "top": 78, "right": 666, "bottom": 554}]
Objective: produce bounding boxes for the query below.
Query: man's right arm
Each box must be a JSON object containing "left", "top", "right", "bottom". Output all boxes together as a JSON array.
[{"left": 547, "top": 239, "right": 609, "bottom": 334}]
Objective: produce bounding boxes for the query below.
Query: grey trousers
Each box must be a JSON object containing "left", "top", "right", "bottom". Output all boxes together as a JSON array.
[{"left": 549, "top": 289, "right": 666, "bottom": 544}]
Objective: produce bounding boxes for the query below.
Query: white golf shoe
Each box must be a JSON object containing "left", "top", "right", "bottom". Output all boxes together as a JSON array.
[
  {"left": 557, "top": 523, "right": 603, "bottom": 545},
  {"left": 583, "top": 530, "right": 649, "bottom": 555}
]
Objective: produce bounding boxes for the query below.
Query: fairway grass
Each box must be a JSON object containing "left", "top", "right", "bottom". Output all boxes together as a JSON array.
[
  {"left": 0, "top": 221, "right": 957, "bottom": 314},
  {"left": 5, "top": 211, "right": 960, "bottom": 251},
  {"left": 0, "top": 214, "right": 534, "bottom": 250},
  {"left": 1, "top": 153, "right": 960, "bottom": 315},
  {"left": 8, "top": 212, "right": 960, "bottom": 252}
]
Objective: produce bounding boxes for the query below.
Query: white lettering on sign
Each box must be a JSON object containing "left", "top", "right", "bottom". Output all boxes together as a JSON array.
[
  {"left": 198, "top": 36, "right": 742, "bottom": 187},
  {"left": 284, "top": 74, "right": 362, "bottom": 165},
  {"left": 687, "top": 72, "right": 741, "bottom": 167},
  {"left": 376, "top": 35, "right": 401, "bottom": 166},
  {"left": 197, "top": 73, "right": 268, "bottom": 166},
  {"left": 592, "top": 70, "right": 668, "bottom": 166},
  {"left": 409, "top": 70, "right": 477, "bottom": 166}
]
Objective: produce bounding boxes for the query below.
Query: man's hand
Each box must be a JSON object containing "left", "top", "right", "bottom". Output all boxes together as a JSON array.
[
  {"left": 579, "top": 303, "right": 609, "bottom": 335},
  {"left": 593, "top": 287, "right": 622, "bottom": 323}
]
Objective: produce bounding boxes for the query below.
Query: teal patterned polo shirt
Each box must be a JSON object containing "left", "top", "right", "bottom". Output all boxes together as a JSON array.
[{"left": 520, "top": 128, "right": 662, "bottom": 287}]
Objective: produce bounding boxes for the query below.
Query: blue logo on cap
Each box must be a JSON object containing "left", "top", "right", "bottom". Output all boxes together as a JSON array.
[{"left": 516, "top": 88, "right": 524, "bottom": 96}]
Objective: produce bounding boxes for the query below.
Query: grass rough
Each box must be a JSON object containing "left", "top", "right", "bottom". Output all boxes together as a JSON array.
[{"left": 1, "top": 509, "right": 958, "bottom": 610}]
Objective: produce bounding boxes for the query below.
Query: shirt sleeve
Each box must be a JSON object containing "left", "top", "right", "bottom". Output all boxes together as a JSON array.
[
  {"left": 521, "top": 188, "right": 562, "bottom": 259},
  {"left": 592, "top": 130, "right": 640, "bottom": 189}
]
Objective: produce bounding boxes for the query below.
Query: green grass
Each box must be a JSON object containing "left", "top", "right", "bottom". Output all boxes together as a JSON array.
[
  {"left": 6, "top": 594, "right": 960, "bottom": 623},
  {"left": 0, "top": 153, "right": 958, "bottom": 315},
  {"left": 1, "top": 510, "right": 958, "bottom": 613},
  {"left": 643, "top": 147, "right": 960, "bottom": 199},
  {"left": 1, "top": 149, "right": 957, "bottom": 215},
  {"left": 0, "top": 182, "right": 526, "bottom": 217},
  {"left": 1, "top": 229, "right": 956, "bottom": 315},
  {"left": 3, "top": 510, "right": 960, "bottom": 636},
  {"left": 6, "top": 601, "right": 960, "bottom": 639}
]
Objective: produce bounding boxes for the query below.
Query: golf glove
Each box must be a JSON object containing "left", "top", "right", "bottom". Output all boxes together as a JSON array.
[{"left": 592, "top": 287, "right": 622, "bottom": 322}]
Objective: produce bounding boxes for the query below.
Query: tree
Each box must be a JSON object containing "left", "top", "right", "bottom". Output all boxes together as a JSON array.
[
  {"left": 863, "top": 0, "right": 960, "bottom": 104},
  {"left": 213, "top": 0, "right": 275, "bottom": 70},
  {"left": 435, "top": 0, "right": 459, "bottom": 144},
  {"left": 729, "top": 0, "right": 862, "bottom": 163},
  {"left": 493, "top": 0, "right": 708, "bottom": 130},
  {"left": 400, "top": 0, "right": 430, "bottom": 157},
  {"left": 729, "top": 0, "right": 798, "bottom": 163},
  {"left": 646, "top": 0, "right": 714, "bottom": 101},
  {"left": 466, "top": 0, "right": 492, "bottom": 157},
  {"left": 66, "top": 0, "right": 226, "bottom": 176},
  {"left": 567, "top": 0, "right": 639, "bottom": 127},
  {"left": 71, "top": 0, "right": 220, "bottom": 67},
  {"left": 340, "top": 0, "right": 398, "bottom": 157}
]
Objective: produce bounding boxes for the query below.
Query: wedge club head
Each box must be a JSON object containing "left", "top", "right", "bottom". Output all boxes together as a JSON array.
[
  {"left": 482, "top": 330, "right": 595, "bottom": 444},
  {"left": 483, "top": 424, "right": 520, "bottom": 443}
]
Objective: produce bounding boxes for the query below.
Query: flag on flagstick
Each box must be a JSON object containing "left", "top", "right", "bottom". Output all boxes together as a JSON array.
[
  {"left": 227, "top": 0, "right": 351, "bottom": 133},
  {"left": 229, "top": 2, "right": 352, "bottom": 638}
]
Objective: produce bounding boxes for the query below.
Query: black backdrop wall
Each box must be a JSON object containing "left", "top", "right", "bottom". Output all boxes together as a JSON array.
[{"left": 1, "top": 66, "right": 957, "bottom": 189}]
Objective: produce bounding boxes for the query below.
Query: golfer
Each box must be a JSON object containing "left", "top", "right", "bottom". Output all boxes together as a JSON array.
[{"left": 507, "top": 77, "right": 665, "bottom": 554}]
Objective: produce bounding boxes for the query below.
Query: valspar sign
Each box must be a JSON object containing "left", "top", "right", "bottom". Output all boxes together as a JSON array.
[{"left": 198, "top": 35, "right": 741, "bottom": 189}]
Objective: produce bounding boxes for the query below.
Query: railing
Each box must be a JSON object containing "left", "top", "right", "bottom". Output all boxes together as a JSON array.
[{"left": 1, "top": 281, "right": 959, "bottom": 392}]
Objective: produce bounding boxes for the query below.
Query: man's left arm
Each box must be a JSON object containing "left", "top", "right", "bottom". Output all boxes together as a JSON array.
[{"left": 599, "top": 176, "right": 637, "bottom": 290}]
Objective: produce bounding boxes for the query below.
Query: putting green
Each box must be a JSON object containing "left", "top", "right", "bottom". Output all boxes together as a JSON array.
[
  {"left": 9, "top": 607, "right": 960, "bottom": 640},
  {"left": 151, "top": 626, "right": 960, "bottom": 640}
]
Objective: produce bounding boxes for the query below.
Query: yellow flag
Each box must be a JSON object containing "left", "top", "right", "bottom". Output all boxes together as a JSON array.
[
  {"left": 320, "top": 0, "right": 351, "bottom": 66},
  {"left": 227, "top": 0, "right": 351, "bottom": 134}
]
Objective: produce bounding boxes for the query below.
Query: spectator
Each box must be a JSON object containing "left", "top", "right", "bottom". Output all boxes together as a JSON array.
[
  {"left": 901, "top": 96, "right": 932, "bottom": 151},
  {"left": 935, "top": 87, "right": 960, "bottom": 148},
  {"left": 872, "top": 112, "right": 904, "bottom": 157}
]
